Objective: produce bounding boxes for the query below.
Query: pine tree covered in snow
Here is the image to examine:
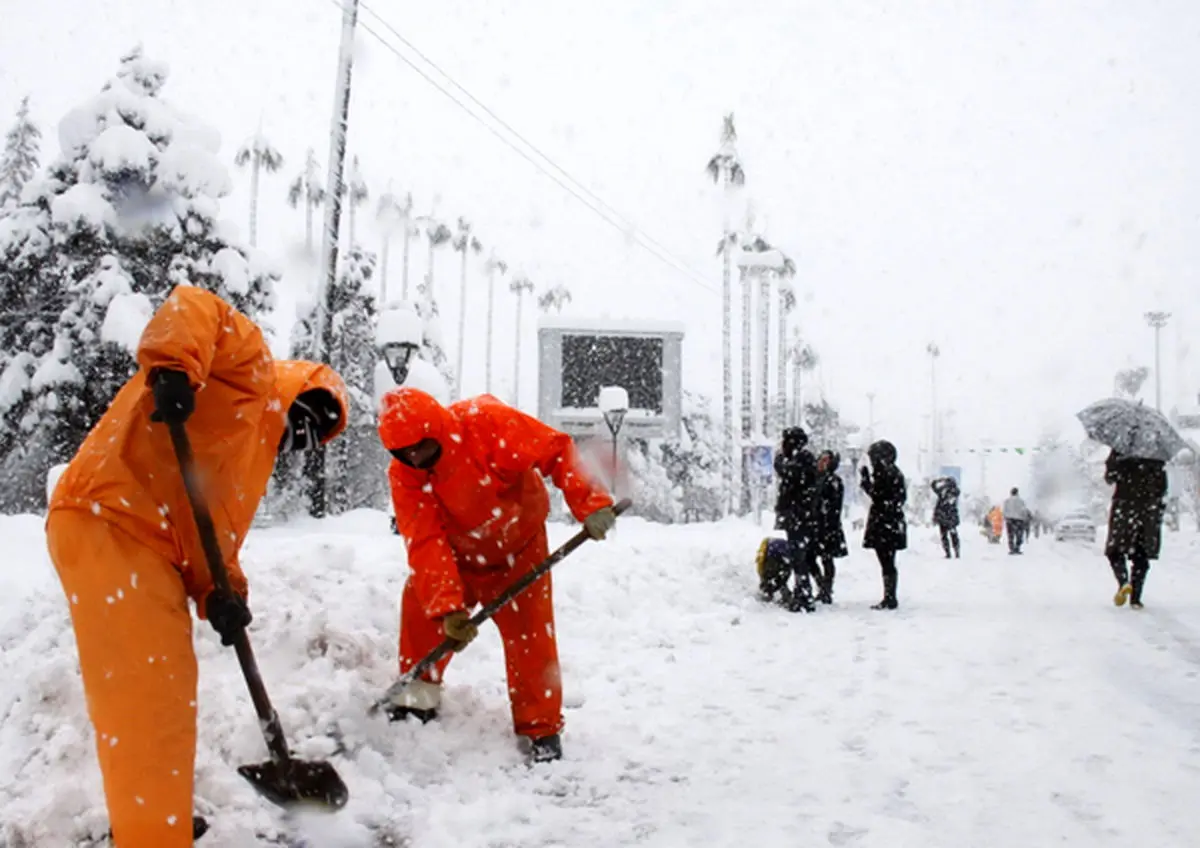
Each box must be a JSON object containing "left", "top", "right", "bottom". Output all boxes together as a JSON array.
[
  {"left": 0, "top": 96, "right": 42, "bottom": 209},
  {"left": 0, "top": 47, "right": 277, "bottom": 512}
]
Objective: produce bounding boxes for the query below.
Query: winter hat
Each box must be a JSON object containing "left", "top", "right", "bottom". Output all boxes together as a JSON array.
[{"left": 782, "top": 427, "right": 809, "bottom": 452}]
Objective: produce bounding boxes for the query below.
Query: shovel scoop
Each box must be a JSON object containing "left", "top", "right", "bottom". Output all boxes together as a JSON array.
[{"left": 238, "top": 759, "right": 349, "bottom": 811}]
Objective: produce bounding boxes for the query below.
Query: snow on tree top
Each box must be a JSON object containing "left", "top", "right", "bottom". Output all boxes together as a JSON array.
[
  {"left": 537, "top": 315, "right": 685, "bottom": 335},
  {"left": 376, "top": 305, "right": 423, "bottom": 347},
  {"left": 208, "top": 247, "right": 250, "bottom": 296},
  {"left": 88, "top": 125, "right": 156, "bottom": 176},
  {"left": 598, "top": 386, "right": 630, "bottom": 413}
]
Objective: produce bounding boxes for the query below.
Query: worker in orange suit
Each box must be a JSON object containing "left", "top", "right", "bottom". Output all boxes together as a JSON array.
[
  {"left": 377, "top": 387, "right": 616, "bottom": 763},
  {"left": 46, "top": 286, "right": 348, "bottom": 847}
]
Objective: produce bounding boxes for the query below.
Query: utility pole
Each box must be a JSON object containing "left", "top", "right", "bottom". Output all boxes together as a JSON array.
[
  {"left": 307, "top": 0, "right": 359, "bottom": 518},
  {"left": 1145, "top": 311, "right": 1171, "bottom": 412}
]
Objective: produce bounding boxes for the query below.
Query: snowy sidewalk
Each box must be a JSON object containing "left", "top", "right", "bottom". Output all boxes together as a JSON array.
[{"left": 2, "top": 513, "right": 1199, "bottom": 846}]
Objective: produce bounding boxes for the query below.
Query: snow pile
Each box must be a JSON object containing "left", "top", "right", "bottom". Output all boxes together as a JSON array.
[{"left": 1, "top": 513, "right": 1199, "bottom": 846}]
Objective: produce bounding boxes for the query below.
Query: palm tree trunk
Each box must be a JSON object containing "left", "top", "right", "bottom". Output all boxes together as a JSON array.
[
  {"left": 721, "top": 231, "right": 733, "bottom": 516},
  {"left": 455, "top": 250, "right": 468, "bottom": 398},
  {"left": 758, "top": 274, "right": 770, "bottom": 439},
  {"left": 485, "top": 266, "right": 496, "bottom": 393},
  {"left": 400, "top": 229, "right": 411, "bottom": 301},
  {"left": 347, "top": 202, "right": 356, "bottom": 251},
  {"left": 425, "top": 239, "right": 436, "bottom": 309},
  {"left": 379, "top": 236, "right": 390, "bottom": 303},
  {"left": 793, "top": 359, "right": 803, "bottom": 427},
  {"left": 513, "top": 290, "right": 524, "bottom": 408},
  {"left": 776, "top": 292, "right": 787, "bottom": 436},
  {"left": 248, "top": 159, "right": 260, "bottom": 247},
  {"left": 305, "top": 199, "right": 313, "bottom": 254},
  {"left": 740, "top": 268, "right": 752, "bottom": 441}
]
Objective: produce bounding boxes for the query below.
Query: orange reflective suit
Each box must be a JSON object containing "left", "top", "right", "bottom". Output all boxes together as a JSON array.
[
  {"left": 45, "top": 286, "right": 347, "bottom": 847},
  {"left": 378, "top": 388, "right": 612, "bottom": 739}
]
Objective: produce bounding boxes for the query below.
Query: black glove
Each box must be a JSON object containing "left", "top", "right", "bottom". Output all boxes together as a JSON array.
[
  {"left": 149, "top": 369, "right": 195, "bottom": 425},
  {"left": 205, "top": 589, "right": 252, "bottom": 646}
]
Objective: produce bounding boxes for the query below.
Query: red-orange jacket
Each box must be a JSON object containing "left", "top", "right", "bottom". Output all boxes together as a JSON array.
[{"left": 379, "top": 388, "right": 613, "bottom": 619}]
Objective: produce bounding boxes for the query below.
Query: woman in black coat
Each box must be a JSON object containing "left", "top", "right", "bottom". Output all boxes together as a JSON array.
[
  {"left": 931, "top": 476, "right": 961, "bottom": 559},
  {"left": 860, "top": 439, "right": 908, "bottom": 610},
  {"left": 772, "top": 427, "right": 818, "bottom": 611},
  {"left": 1104, "top": 449, "right": 1167, "bottom": 609},
  {"left": 812, "top": 450, "right": 849, "bottom": 604}
]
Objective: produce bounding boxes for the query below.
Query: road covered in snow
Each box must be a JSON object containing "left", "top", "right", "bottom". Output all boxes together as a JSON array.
[{"left": 2, "top": 511, "right": 1198, "bottom": 847}]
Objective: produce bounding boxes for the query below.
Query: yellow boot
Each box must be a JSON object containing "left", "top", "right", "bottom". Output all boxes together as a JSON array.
[{"left": 1113, "top": 583, "right": 1132, "bottom": 607}]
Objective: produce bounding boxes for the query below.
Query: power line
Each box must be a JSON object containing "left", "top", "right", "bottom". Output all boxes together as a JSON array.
[{"left": 316, "top": 0, "right": 720, "bottom": 296}]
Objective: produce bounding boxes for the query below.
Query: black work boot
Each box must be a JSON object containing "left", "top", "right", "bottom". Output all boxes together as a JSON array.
[
  {"left": 1130, "top": 565, "right": 1148, "bottom": 610},
  {"left": 529, "top": 733, "right": 563, "bottom": 763}
]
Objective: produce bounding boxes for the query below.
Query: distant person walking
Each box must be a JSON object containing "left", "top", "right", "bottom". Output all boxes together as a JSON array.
[
  {"left": 931, "top": 476, "right": 961, "bottom": 559},
  {"left": 860, "top": 440, "right": 908, "bottom": 610},
  {"left": 1003, "top": 487, "right": 1031, "bottom": 554},
  {"left": 1104, "top": 449, "right": 1168, "bottom": 610}
]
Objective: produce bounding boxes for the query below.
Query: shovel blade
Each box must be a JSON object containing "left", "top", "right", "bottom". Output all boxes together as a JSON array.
[{"left": 237, "top": 759, "right": 349, "bottom": 811}]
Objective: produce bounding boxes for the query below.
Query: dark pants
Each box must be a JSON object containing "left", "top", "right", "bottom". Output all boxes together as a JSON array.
[
  {"left": 785, "top": 531, "right": 814, "bottom": 606},
  {"left": 1109, "top": 548, "right": 1150, "bottom": 602},
  {"left": 938, "top": 525, "right": 960, "bottom": 558},
  {"left": 874, "top": 548, "right": 898, "bottom": 606},
  {"left": 1006, "top": 519, "right": 1026, "bottom": 553}
]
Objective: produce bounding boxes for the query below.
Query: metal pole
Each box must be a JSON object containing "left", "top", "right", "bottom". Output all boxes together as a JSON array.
[
  {"left": 611, "top": 432, "right": 619, "bottom": 498},
  {"left": 1145, "top": 311, "right": 1171, "bottom": 412}
]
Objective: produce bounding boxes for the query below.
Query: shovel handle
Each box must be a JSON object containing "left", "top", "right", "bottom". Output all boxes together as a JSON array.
[
  {"left": 167, "top": 420, "right": 291, "bottom": 766},
  {"left": 370, "top": 498, "right": 632, "bottom": 715}
]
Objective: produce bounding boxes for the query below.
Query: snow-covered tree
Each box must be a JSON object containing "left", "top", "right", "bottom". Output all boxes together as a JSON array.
[
  {"left": 789, "top": 334, "right": 819, "bottom": 427},
  {"left": 451, "top": 217, "right": 481, "bottom": 397},
  {"left": 287, "top": 147, "right": 326, "bottom": 254},
  {"left": 0, "top": 47, "right": 276, "bottom": 512},
  {"left": 1114, "top": 366, "right": 1149, "bottom": 400},
  {"left": 234, "top": 131, "right": 283, "bottom": 247},
  {"left": 660, "top": 391, "right": 725, "bottom": 522},
  {"left": 341, "top": 155, "right": 369, "bottom": 250},
  {"left": 483, "top": 253, "right": 507, "bottom": 394},
  {"left": 508, "top": 273, "right": 533, "bottom": 408},
  {"left": 416, "top": 213, "right": 452, "bottom": 308},
  {"left": 537, "top": 283, "right": 572, "bottom": 314},
  {"left": 706, "top": 113, "right": 745, "bottom": 514},
  {"left": 375, "top": 187, "right": 412, "bottom": 302},
  {"left": 0, "top": 96, "right": 41, "bottom": 209}
]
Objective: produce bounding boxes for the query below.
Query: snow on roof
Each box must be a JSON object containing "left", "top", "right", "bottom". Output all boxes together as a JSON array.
[
  {"left": 100, "top": 292, "right": 154, "bottom": 352},
  {"left": 50, "top": 183, "right": 116, "bottom": 231},
  {"left": 538, "top": 315, "right": 686, "bottom": 335}
]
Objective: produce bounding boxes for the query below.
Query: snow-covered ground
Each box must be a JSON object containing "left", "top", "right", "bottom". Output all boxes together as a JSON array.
[{"left": 2, "top": 512, "right": 1199, "bottom": 847}]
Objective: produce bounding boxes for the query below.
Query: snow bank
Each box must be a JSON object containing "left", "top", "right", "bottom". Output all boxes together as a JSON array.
[{"left": 3, "top": 512, "right": 1200, "bottom": 846}]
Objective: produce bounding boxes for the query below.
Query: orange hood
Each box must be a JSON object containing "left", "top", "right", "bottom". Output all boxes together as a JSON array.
[
  {"left": 378, "top": 387, "right": 457, "bottom": 451},
  {"left": 273, "top": 359, "right": 350, "bottom": 445}
]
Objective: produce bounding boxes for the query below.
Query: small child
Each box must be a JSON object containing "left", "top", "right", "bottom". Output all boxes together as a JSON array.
[{"left": 756, "top": 537, "right": 815, "bottom": 612}]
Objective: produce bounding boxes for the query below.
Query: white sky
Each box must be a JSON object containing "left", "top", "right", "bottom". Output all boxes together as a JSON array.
[{"left": 3, "top": 0, "right": 1199, "bottom": 491}]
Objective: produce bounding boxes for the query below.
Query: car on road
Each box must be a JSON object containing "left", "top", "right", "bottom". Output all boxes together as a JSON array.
[{"left": 1055, "top": 510, "right": 1097, "bottom": 543}]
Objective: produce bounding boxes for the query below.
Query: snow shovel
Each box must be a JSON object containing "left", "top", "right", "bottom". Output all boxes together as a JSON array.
[
  {"left": 167, "top": 420, "right": 349, "bottom": 811},
  {"left": 368, "top": 497, "right": 633, "bottom": 716}
]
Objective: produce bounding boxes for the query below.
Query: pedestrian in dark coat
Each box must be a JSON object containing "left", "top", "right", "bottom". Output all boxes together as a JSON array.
[
  {"left": 1104, "top": 449, "right": 1167, "bottom": 609},
  {"left": 812, "top": 450, "right": 848, "bottom": 604},
  {"left": 860, "top": 439, "right": 907, "bottom": 610},
  {"left": 931, "top": 476, "right": 961, "bottom": 559},
  {"left": 771, "top": 427, "right": 818, "bottom": 611}
]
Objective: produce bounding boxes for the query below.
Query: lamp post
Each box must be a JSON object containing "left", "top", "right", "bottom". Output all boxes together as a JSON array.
[
  {"left": 1145, "top": 311, "right": 1171, "bottom": 412},
  {"left": 599, "top": 386, "right": 629, "bottom": 497}
]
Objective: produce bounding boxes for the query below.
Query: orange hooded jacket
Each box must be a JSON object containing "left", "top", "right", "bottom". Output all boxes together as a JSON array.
[
  {"left": 379, "top": 388, "right": 612, "bottom": 620},
  {"left": 48, "top": 285, "right": 348, "bottom": 613}
]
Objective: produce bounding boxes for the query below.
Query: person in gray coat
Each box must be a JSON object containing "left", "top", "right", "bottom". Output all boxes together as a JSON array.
[{"left": 1002, "top": 487, "right": 1031, "bottom": 554}]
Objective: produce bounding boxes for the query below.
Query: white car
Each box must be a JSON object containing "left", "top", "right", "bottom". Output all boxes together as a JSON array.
[{"left": 1055, "top": 511, "right": 1097, "bottom": 543}]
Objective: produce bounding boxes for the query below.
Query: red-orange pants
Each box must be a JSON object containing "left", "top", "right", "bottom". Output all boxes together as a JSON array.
[
  {"left": 399, "top": 531, "right": 563, "bottom": 739},
  {"left": 46, "top": 509, "right": 198, "bottom": 848}
]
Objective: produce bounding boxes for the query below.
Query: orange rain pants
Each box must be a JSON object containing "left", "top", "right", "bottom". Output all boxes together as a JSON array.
[
  {"left": 399, "top": 530, "right": 563, "bottom": 739},
  {"left": 47, "top": 509, "right": 198, "bottom": 848}
]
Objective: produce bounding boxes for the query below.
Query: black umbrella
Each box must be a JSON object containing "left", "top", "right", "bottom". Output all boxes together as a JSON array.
[{"left": 1076, "top": 398, "right": 1188, "bottom": 462}]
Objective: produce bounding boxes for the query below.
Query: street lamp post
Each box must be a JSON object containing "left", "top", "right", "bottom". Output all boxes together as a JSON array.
[
  {"left": 599, "top": 386, "right": 629, "bottom": 498},
  {"left": 1145, "top": 311, "right": 1171, "bottom": 412}
]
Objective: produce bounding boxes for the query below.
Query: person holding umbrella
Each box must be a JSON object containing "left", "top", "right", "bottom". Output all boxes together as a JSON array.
[
  {"left": 1103, "top": 450, "right": 1167, "bottom": 609},
  {"left": 931, "top": 476, "right": 961, "bottom": 559},
  {"left": 1077, "top": 398, "right": 1186, "bottom": 609}
]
